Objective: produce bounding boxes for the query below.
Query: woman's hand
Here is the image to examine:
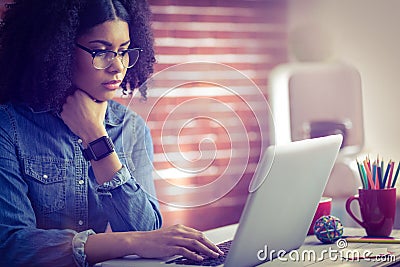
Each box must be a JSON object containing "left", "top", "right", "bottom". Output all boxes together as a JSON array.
[
  {"left": 85, "top": 224, "right": 225, "bottom": 264},
  {"left": 60, "top": 89, "right": 108, "bottom": 145},
  {"left": 130, "top": 224, "right": 224, "bottom": 261},
  {"left": 60, "top": 89, "right": 122, "bottom": 184}
]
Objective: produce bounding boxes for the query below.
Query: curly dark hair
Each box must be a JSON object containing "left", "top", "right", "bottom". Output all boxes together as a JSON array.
[{"left": 0, "top": 0, "right": 155, "bottom": 111}]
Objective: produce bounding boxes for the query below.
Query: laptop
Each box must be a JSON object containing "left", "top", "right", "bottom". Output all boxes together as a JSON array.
[{"left": 100, "top": 134, "right": 343, "bottom": 267}]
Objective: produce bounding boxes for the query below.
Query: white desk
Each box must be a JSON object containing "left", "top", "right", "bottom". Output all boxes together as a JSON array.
[{"left": 99, "top": 225, "right": 400, "bottom": 267}]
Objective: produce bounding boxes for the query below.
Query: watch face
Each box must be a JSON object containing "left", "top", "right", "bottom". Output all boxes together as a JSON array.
[
  {"left": 91, "top": 140, "right": 110, "bottom": 155},
  {"left": 89, "top": 137, "right": 114, "bottom": 159},
  {"left": 83, "top": 136, "right": 114, "bottom": 161}
]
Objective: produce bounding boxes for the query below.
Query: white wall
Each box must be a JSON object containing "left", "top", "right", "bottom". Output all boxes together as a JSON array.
[{"left": 287, "top": 0, "right": 400, "bottom": 160}]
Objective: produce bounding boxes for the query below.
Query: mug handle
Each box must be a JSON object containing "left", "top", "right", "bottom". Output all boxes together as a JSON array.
[{"left": 345, "top": 195, "right": 365, "bottom": 228}]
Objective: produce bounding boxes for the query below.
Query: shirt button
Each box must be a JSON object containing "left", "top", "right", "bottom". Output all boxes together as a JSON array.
[
  {"left": 78, "top": 179, "right": 84, "bottom": 185},
  {"left": 77, "top": 139, "right": 83, "bottom": 144},
  {"left": 43, "top": 174, "right": 48, "bottom": 179},
  {"left": 78, "top": 220, "right": 83, "bottom": 226},
  {"left": 57, "top": 201, "right": 64, "bottom": 209}
]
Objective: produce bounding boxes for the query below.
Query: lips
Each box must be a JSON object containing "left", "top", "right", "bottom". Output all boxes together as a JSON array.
[{"left": 102, "top": 80, "right": 122, "bottom": 90}]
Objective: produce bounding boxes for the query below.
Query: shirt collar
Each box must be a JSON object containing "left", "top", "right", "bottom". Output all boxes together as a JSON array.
[{"left": 104, "top": 100, "right": 124, "bottom": 126}]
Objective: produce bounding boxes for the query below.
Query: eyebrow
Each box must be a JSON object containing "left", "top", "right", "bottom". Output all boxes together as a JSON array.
[{"left": 88, "top": 40, "right": 131, "bottom": 47}]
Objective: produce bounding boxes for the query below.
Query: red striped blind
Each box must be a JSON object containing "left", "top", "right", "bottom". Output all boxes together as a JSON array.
[{"left": 124, "top": 0, "right": 289, "bottom": 230}]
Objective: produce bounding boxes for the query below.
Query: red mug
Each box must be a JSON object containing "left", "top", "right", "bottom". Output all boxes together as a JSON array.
[
  {"left": 308, "top": 197, "right": 332, "bottom": 235},
  {"left": 346, "top": 188, "right": 396, "bottom": 237}
]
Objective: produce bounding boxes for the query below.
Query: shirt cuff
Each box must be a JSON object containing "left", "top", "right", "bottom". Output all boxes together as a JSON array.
[
  {"left": 72, "top": 229, "right": 96, "bottom": 267},
  {"left": 95, "top": 165, "right": 131, "bottom": 194}
]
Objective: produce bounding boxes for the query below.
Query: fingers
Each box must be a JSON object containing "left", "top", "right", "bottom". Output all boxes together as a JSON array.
[
  {"left": 172, "top": 246, "right": 205, "bottom": 262},
  {"left": 196, "top": 233, "right": 224, "bottom": 256},
  {"left": 175, "top": 237, "right": 220, "bottom": 260},
  {"left": 168, "top": 224, "right": 224, "bottom": 260},
  {"left": 59, "top": 89, "right": 107, "bottom": 141}
]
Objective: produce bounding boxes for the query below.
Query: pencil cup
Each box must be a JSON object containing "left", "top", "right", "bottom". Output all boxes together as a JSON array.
[{"left": 345, "top": 188, "right": 396, "bottom": 237}]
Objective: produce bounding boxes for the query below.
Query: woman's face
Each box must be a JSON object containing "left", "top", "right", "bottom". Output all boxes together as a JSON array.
[{"left": 73, "top": 19, "right": 130, "bottom": 102}]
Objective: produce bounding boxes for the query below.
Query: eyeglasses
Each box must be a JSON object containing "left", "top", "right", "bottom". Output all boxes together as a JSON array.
[{"left": 76, "top": 43, "right": 143, "bottom": 69}]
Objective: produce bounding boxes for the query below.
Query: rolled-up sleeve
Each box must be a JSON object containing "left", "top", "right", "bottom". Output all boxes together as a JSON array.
[
  {"left": 95, "top": 165, "right": 133, "bottom": 195},
  {"left": 72, "top": 229, "right": 96, "bottom": 267}
]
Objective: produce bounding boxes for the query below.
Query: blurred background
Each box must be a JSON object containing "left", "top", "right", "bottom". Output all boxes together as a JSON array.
[
  {"left": 2, "top": 0, "right": 400, "bottom": 230},
  {"left": 133, "top": 0, "right": 287, "bottom": 230},
  {"left": 140, "top": 0, "right": 400, "bottom": 230}
]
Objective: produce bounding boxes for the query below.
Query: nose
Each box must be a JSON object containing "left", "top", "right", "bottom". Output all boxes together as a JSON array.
[{"left": 107, "top": 55, "right": 125, "bottom": 73}]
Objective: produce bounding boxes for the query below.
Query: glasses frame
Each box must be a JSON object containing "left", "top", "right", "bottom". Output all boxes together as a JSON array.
[{"left": 75, "top": 43, "right": 143, "bottom": 70}]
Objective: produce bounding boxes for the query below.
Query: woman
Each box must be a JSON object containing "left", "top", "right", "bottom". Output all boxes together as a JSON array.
[{"left": 0, "top": 0, "right": 223, "bottom": 266}]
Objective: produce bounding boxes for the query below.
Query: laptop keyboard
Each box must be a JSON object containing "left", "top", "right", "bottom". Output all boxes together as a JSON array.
[{"left": 165, "top": 240, "right": 232, "bottom": 266}]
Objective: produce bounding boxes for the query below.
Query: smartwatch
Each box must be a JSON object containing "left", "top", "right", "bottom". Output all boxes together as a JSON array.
[{"left": 82, "top": 136, "right": 115, "bottom": 161}]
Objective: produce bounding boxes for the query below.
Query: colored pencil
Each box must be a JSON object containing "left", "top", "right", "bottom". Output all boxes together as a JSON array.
[
  {"left": 345, "top": 236, "right": 400, "bottom": 244},
  {"left": 363, "top": 160, "right": 374, "bottom": 189},
  {"left": 372, "top": 163, "right": 377, "bottom": 188},
  {"left": 356, "top": 160, "right": 367, "bottom": 189},
  {"left": 381, "top": 159, "right": 384, "bottom": 186},
  {"left": 377, "top": 166, "right": 382, "bottom": 189},
  {"left": 382, "top": 160, "right": 391, "bottom": 189},
  {"left": 356, "top": 156, "right": 399, "bottom": 189},
  {"left": 387, "top": 161, "right": 394, "bottom": 189},
  {"left": 360, "top": 164, "right": 369, "bottom": 189},
  {"left": 391, "top": 162, "right": 400, "bottom": 188}
]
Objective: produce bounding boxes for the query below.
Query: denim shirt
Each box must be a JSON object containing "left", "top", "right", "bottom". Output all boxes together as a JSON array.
[{"left": 0, "top": 100, "right": 162, "bottom": 267}]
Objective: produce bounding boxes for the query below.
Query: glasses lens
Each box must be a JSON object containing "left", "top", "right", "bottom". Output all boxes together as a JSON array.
[
  {"left": 124, "top": 49, "right": 140, "bottom": 68},
  {"left": 92, "top": 49, "right": 141, "bottom": 69},
  {"left": 93, "top": 51, "right": 116, "bottom": 69}
]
